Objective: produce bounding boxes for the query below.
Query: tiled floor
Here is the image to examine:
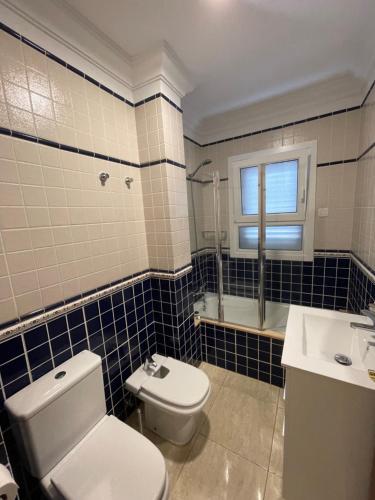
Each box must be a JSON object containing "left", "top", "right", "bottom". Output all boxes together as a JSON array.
[{"left": 127, "top": 362, "right": 285, "bottom": 500}]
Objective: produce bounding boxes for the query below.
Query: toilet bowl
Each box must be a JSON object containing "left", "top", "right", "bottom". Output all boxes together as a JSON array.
[
  {"left": 126, "top": 354, "right": 211, "bottom": 445},
  {"left": 5, "top": 351, "right": 168, "bottom": 500},
  {"left": 40, "top": 415, "right": 169, "bottom": 500}
]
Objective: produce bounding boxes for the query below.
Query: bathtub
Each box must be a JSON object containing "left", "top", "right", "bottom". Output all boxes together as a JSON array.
[{"left": 194, "top": 292, "right": 289, "bottom": 333}]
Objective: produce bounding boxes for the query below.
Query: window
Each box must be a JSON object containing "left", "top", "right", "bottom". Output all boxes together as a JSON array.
[{"left": 228, "top": 142, "right": 317, "bottom": 260}]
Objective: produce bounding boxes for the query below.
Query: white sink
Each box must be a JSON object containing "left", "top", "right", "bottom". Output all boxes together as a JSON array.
[{"left": 282, "top": 305, "right": 375, "bottom": 390}]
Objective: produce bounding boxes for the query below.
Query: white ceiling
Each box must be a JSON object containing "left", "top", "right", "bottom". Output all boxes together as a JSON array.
[{"left": 60, "top": 0, "right": 375, "bottom": 128}]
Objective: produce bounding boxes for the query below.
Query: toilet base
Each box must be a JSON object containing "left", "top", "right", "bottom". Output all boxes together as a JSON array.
[{"left": 144, "top": 403, "right": 200, "bottom": 445}]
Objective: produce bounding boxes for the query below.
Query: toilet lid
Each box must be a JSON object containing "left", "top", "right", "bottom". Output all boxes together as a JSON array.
[
  {"left": 50, "top": 415, "right": 166, "bottom": 500},
  {"left": 142, "top": 357, "right": 210, "bottom": 408}
]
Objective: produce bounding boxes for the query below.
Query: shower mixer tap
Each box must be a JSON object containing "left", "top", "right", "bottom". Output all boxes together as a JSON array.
[{"left": 125, "top": 177, "right": 134, "bottom": 188}]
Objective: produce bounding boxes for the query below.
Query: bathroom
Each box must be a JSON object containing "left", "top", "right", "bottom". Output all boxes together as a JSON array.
[{"left": 0, "top": 0, "right": 374, "bottom": 499}]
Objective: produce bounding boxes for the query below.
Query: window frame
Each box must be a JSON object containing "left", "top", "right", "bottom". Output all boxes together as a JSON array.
[{"left": 228, "top": 141, "right": 317, "bottom": 261}]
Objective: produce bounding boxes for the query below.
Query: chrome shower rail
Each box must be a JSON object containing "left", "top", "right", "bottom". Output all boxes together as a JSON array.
[
  {"left": 213, "top": 170, "right": 224, "bottom": 322},
  {"left": 258, "top": 165, "right": 266, "bottom": 330}
]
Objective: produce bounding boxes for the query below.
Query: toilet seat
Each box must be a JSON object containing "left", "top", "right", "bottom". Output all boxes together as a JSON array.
[
  {"left": 43, "top": 415, "right": 167, "bottom": 500},
  {"left": 126, "top": 356, "right": 211, "bottom": 445},
  {"left": 140, "top": 357, "right": 210, "bottom": 414},
  {"left": 126, "top": 355, "right": 211, "bottom": 415}
]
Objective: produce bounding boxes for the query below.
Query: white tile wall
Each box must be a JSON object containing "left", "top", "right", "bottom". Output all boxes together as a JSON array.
[
  {"left": 0, "top": 31, "right": 193, "bottom": 324},
  {"left": 0, "top": 30, "right": 139, "bottom": 164},
  {"left": 135, "top": 97, "right": 185, "bottom": 165},
  {"left": 353, "top": 85, "right": 375, "bottom": 269},
  {"left": 0, "top": 135, "right": 148, "bottom": 323},
  {"left": 136, "top": 97, "right": 190, "bottom": 271},
  {"left": 141, "top": 162, "right": 190, "bottom": 271},
  {"left": 185, "top": 109, "right": 361, "bottom": 253}
]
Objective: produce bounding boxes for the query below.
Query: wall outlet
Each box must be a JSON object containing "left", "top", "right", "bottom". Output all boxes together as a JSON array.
[{"left": 318, "top": 207, "right": 329, "bottom": 217}]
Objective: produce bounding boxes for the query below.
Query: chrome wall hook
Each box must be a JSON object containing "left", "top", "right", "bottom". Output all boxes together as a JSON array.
[
  {"left": 99, "top": 172, "right": 109, "bottom": 185},
  {"left": 125, "top": 177, "right": 134, "bottom": 189}
]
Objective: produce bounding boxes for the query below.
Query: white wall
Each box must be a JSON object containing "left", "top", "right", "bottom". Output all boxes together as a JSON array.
[
  {"left": 185, "top": 109, "right": 360, "bottom": 253},
  {"left": 352, "top": 84, "right": 375, "bottom": 269}
]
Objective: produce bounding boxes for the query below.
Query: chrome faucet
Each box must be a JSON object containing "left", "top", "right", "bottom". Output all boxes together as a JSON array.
[
  {"left": 143, "top": 354, "right": 157, "bottom": 374},
  {"left": 350, "top": 303, "right": 375, "bottom": 333},
  {"left": 193, "top": 286, "right": 206, "bottom": 311}
]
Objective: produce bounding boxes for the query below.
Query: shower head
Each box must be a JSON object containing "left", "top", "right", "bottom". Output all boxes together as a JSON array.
[
  {"left": 201, "top": 159, "right": 213, "bottom": 167},
  {"left": 187, "top": 159, "right": 212, "bottom": 179}
]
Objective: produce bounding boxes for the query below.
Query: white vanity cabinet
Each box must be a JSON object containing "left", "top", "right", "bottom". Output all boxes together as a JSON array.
[
  {"left": 282, "top": 306, "right": 375, "bottom": 500},
  {"left": 283, "top": 367, "right": 375, "bottom": 500}
]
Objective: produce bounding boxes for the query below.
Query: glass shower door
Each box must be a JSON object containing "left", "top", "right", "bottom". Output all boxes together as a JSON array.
[{"left": 232, "top": 159, "right": 299, "bottom": 333}]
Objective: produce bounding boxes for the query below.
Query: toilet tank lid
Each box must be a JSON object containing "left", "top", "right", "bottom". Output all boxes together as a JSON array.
[{"left": 5, "top": 351, "right": 101, "bottom": 421}]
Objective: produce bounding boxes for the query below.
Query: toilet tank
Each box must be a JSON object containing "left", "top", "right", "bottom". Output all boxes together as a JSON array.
[{"left": 5, "top": 350, "right": 106, "bottom": 479}]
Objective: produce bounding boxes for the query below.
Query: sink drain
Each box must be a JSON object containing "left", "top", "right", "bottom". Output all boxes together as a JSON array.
[{"left": 334, "top": 353, "right": 352, "bottom": 366}]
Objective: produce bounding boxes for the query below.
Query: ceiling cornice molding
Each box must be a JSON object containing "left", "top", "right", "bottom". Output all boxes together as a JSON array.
[
  {"left": 187, "top": 73, "right": 364, "bottom": 145},
  {"left": 48, "top": 0, "right": 133, "bottom": 65},
  {"left": 1, "top": 0, "right": 195, "bottom": 105},
  {"left": 132, "top": 41, "right": 194, "bottom": 104},
  {"left": 1, "top": 0, "right": 134, "bottom": 98}
]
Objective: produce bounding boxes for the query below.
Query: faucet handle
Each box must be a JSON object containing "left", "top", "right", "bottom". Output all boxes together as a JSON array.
[
  {"left": 144, "top": 353, "right": 157, "bottom": 372},
  {"left": 145, "top": 353, "right": 156, "bottom": 364}
]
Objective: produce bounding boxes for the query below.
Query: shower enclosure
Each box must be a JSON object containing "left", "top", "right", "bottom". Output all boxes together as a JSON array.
[{"left": 187, "top": 151, "right": 310, "bottom": 334}]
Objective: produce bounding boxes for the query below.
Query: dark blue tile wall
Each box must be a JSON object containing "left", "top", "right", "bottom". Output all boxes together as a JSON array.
[
  {"left": 1, "top": 253, "right": 372, "bottom": 499},
  {"left": 193, "top": 251, "right": 351, "bottom": 311},
  {"left": 0, "top": 275, "right": 158, "bottom": 499},
  {"left": 348, "top": 259, "right": 375, "bottom": 313},
  {"left": 200, "top": 321, "right": 285, "bottom": 388},
  {"left": 152, "top": 272, "right": 200, "bottom": 365}
]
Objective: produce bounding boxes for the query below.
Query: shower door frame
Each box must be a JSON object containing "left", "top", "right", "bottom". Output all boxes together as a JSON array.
[
  {"left": 257, "top": 165, "right": 266, "bottom": 330},
  {"left": 224, "top": 142, "right": 317, "bottom": 331},
  {"left": 213, "top": 162, "right": 268, "bottom": 330},
  {"left": 213, "top": 170, "right": 224, "bottom": 322}
]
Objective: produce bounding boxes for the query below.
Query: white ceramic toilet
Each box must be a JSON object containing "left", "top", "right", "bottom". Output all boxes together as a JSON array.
[
  {"left": 5, "top": 351, "right": 168, "bottom": 500},
  {"left": 126, "top": 354, "right": 210, "bottom": 445}
]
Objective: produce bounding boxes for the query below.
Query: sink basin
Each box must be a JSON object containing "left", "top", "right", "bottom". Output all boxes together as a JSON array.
[{"left": 282, "top": 305, "right": 375, "bottom": 390}]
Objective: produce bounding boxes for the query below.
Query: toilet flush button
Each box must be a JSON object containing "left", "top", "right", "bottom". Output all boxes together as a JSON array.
[{"left": 55, "top": 371, "right": 66, "bottom": 380}]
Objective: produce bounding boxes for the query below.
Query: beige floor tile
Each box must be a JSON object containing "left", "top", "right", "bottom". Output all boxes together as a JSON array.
[
  {"left": 126, "top": 383, "right": 220, "bottom": 490},
  {"left": 171, "top": 435, "right": 267, "bottom": 500},
  {"left": 223, "top": 370, "right": 279, "bottom": 404},
  {"left": 201, "top": 385, "right": 277, "bottom": 469},
  {"left": 143, "top": 428, "right": 197, "bottom": 490},
  {"left": 126, "top": 408, "right": 196, "bottom": 490},
  {"left": 278, "top": 388, "right": 285, "bottom": 408},
  {"left": 269, "top": 407, "right": 284, "bottom": 476},
  {"left": 264, "top": 472, "right": 285, "bottom": 500},
  {"left": 199, "top": 361, "right": 228, "bottom": 386},
  {"left": 202, "top": 381, "right": 220, "bottom": 414}
]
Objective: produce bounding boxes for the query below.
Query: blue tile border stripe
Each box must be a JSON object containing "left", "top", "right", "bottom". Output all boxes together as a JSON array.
[
  {"left": 184, "top": 106, "right": 362, "bottom": 148},
  {"left": 187, "top": 157, "right": 360, "bottom": 186},
  {"left": 0, "top": 264, "right": 192, "bottom": 337},
  {"left": 357, "top": 141, "right": 375, "bottom": 161},
  {"left": 316, "top": 158, "right": 358, "bottom": 168},
  {"left": 0, "top": 22, "right": 183, "bottom": 113},
  {"left": 135, "top": 92, "right": 183, "bottom": 113},
  {"left": 140, "top": 158, "right": 186, "bottom": 169},
  {"left": 0, "top": 127, "right": 186, "bottom": 169},
  {"left": 184, "top": 77, "right": 374, "bottom": 149},
  {"left": 361, "top": 78, "right": 375, "bottom": 107},
  {"left": 0, "top": 126, "right": 140, "bottom": 166}
]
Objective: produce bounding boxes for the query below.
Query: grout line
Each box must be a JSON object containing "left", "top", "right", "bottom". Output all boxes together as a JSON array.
[
  {"left": 267, "top": 405, "right": 280, "bottom": 473},
  {"left": 197, "top": 431, "right": 271, "bottom": 473},
  {"left": 0, "top": 21, "right": 183, "bottom": 113}
]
